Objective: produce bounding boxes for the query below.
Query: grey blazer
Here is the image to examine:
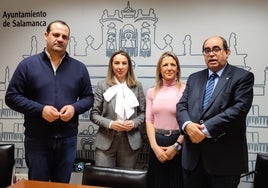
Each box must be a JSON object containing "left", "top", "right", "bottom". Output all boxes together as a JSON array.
[
  {"left": 90, "top": 80, "right": 145, "bottom": 150},
  {"left": 176, "top": 63, "right": 254, "bottom": 175}
]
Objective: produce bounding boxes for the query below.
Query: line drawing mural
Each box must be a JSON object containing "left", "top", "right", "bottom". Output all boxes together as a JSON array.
[{"left": 0, "top": 2, "right": 267, "bottom": 186}]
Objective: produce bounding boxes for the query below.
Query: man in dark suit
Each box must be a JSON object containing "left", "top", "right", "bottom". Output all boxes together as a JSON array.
[{"left": 176, "top": 35, "right": 254, "bottom": 188}]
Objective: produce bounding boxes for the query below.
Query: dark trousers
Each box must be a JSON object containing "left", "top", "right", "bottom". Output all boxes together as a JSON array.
[
  {"left": 25, "top": 136, "right": 77, "bottom": 183},
  {"left": 183, "top": 157, "right": 240, "bottom": 188}
]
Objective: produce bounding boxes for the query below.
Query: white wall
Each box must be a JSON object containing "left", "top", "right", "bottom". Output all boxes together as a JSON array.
[{"left": 1, "top": 0, "right": 268, "bottom": 187}]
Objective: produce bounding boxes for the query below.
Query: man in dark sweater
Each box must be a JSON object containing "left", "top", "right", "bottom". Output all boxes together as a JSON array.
[{"left": 5, "top": 20, "right": 94, "bottom": 183}]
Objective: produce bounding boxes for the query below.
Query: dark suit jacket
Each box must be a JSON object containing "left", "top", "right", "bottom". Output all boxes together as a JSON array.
[
  {"left": 176, "top": 63, "right": 254, "bottom": 175},
  {"left": 90, "top": 80, "right": 145, "bottom": 151}
]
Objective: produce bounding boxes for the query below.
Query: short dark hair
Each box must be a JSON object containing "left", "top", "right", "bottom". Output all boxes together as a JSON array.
[
  {"left": 202, "top": 36, "right": 229, "bottom": 51},
  {"left": 46, "top": 20, "right": 70, "bottom": 34}
]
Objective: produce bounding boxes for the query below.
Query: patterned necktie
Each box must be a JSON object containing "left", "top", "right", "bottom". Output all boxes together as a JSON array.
[{"left": 203, "top": 73, "right": 218, "bottom": 109}]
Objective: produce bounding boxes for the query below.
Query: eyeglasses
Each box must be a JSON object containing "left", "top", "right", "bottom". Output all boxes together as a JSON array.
[{"left": 203, "top": 46, "right": 223, "bottom": 55}]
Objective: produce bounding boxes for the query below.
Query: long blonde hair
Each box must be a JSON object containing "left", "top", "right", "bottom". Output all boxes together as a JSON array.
[
  {"left": 106, "top": 50, "right": 138, "bottom": 87},
  {"left": 154, "top": 51, "right": 182, "bottom": 96}
]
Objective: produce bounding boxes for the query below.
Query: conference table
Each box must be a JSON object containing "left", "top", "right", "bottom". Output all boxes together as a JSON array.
[{"left": 8, "top": 180, "right": 107, "bottom": 188}]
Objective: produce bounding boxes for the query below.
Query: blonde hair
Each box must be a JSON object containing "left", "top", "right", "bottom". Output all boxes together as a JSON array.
[
  {"left": 106, "top": 50, "right": 138, "bottom": 87},
  {"left": 154, "top": 51, "right": 182, "bottom": 96}
]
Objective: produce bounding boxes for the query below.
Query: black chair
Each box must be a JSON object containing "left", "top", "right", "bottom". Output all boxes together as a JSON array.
[
  {"left": 241, "top": 152, "right": 268, "bottom": 188},
  {"left": 82, "top": 165, "right": 147, "bottom": 188},
  {"left": 0, "top": 144, "right": 15, "bottom": 188}
]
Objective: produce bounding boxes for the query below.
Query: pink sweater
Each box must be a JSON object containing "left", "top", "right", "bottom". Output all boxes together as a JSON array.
[{"left": 146, "top": 79, "right": 185, "bottom": 130}]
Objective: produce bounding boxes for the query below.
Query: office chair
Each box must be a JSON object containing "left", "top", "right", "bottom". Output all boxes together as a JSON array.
[
  {"left": 0, "top": 144, "right": 15, "bottom": 188},
  {"left": 82, "top": 165, "right": 147, "bottom": 188},
  {"left": 240, "top": 152, "right": 268, "bottom": 188}
]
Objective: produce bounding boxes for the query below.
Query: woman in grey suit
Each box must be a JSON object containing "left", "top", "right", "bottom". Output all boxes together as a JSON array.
[{"left": 90, "top": 50, "right": 145, "bottom": 168}]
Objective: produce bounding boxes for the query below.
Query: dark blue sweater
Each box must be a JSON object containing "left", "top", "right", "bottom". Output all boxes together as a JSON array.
[{"left": 5, "top": 51, "right": 94, "bottom": 138}]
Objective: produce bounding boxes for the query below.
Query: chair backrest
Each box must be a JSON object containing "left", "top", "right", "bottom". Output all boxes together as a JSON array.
[
  {"left": 254, "top": 152, "right": 268, "bottom": 188},
  {"left": 82, "top": 165, "right": 147, "bottom": 188},
  {"left": 0, "top": 144, "right": 15, "bottom": 188}
]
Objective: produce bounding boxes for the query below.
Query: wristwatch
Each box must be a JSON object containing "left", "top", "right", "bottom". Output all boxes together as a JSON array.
[{"left": 173, "top": 141, "right": 182, "bottom": 152}]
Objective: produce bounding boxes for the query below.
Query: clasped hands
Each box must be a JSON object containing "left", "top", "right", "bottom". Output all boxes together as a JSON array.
[
  {"left": 185, "top": 122, "right": 206, "bottom": 143},
  {"left": 110, "top": 120, "right": 134, "bottom": 132},
  {"left": 154, "top": 145, "right": 177, "bottom": 163},
  {"left": 42, "top": 105, "right": 75, "bottom": 122}
]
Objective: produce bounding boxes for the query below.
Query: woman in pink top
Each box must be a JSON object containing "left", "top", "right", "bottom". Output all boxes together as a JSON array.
[{"left": 146, "top": 51, "right": 185, "bottom": 188}]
